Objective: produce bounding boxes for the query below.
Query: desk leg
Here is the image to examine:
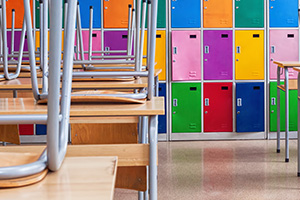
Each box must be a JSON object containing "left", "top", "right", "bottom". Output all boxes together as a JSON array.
[
  {"left": 277, "top": 66, "right": 281, "bottom": 153},
  {"left": 285, "top": 68, "right": 289, "bottom": 162},
  {"left": 149, "top": 115, "right": 158, "bottom": 200},
  {"left": 298, "top": 72, "right": 300, "bottom": 176}
]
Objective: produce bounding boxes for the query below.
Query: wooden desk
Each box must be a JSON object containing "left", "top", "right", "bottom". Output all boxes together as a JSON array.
[{"left": 0, "top": 156, "right": 118, "bottom": 200}]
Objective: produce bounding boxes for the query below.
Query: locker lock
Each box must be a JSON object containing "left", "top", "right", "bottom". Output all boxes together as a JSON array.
[
  {"left": 173, "top": 112, "right": 176, "bottom": 114},
  {"left": 237, "top": 111, "right": 240, "bottom": 114},
  {"left": 205, "top": 111, "right": 208, "bottom": 114},
  {"left": 271, "top": 110, "right": 274, "bottom": 113},
  {"left": 236, "top": 59, "right": 239, "bottom": 61}
]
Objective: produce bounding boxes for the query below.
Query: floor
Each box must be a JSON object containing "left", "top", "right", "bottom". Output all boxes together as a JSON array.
[{"left": 114, "top": 140, "right": 300, "bottom": 200}]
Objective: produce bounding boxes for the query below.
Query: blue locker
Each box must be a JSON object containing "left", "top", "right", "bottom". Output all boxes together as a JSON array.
[
  {"left": 171, "top": 0, "right": 200, "bottom": 28},
  {"left": 36, "top": 125, "right": 47, "bottom": 135},
  {"left": 236, "top": 82, "right": 265, "bottom": 132},
  {"left": 270, "top": 0, "right": 298, "bottom": 27},
  {"left": 78, "top": 0, "right": 101, "bottom": 28},
  {"left": 158, "top": 83, "right": 167, "bottom": 133}
]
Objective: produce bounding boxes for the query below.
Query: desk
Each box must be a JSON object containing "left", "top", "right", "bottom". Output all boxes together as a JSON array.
[
  {"left": 274, "top": 61, "right": 300, "bottom": 162},
  {"left": 0, "top": 156, "right": 118, "bottom": 200}
]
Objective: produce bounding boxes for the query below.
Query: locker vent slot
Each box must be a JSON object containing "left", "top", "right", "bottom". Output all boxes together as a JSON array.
[
  {"left": 221, "top": 34, "right": 228, "bottom": 38},
  {"left": 122, "top": 35, "right": 128, "bottom": 39},
  {"left": 25, "top": 35, "right": 27, "bottom": 39},
  {"left": 190, "top": 35, "right": 197, "bottom": 39},
  {"left": 190, "top": 87, "right": 197, "bottom": 91},
  {"left": 221, "top": 86, "right": 228, "bottom": 90},
  {"left": 92, "top": 33, "right": 97, "bottom": 37},
  {"left": 288, "top": 34, "right": 294, "bottom": 38},
  {"left": 159, "top": 87, "right": 162, "bottom": 91},
  {"left": 253, "top": 34, "right": 260, "bottom": 38},
  {"left": 253, "top": 86, "right": 260, "bottom": 90},
  {"left": 156, "top": 35, "right": 161, "bottom": 38}
]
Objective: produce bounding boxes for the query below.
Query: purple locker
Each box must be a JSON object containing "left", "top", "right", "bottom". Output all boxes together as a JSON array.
[
  {"left": 7, "top": 31, "right": 29, "bottom": 60},
  {"left": 75, "top": 30, "right": 102, "bottom": 60},
  {"left": 270, "top": 29, "right": 299, "bottom": 80},
  {"left": 203, "top": 30, "right": 233, "bottom": 80},
  {"left": 172, "top": 31, "right": 201, "bottom": 81},
  {"left": 104, "top": 31, "right": 131, "bottom": 56}
]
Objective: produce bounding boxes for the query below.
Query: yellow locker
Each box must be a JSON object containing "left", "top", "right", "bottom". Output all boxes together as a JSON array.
[
  {"left": 235, "top": 30, "right": 264, "bottom": 80},
  {"left": 143, "top": 30, "right": 166, "bottom": 81}
]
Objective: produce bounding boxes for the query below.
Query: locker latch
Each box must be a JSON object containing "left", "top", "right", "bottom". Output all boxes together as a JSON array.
[
  {"left": 237, "top": 98, "right": 242, "bottom": 107},
  {"left": 205, "top": 98, "right": 209, "bottom": 106},
  {"left": 236, "top": 46, "right": 241, "bottom": 54},
  {"left": 105, "top": 47, "right": 110, "bottom": 55},
  {"left": 271, "top": 46, "right": 275, "bottom": 53},
  {"left": 271, "top": 97, "right": 276, "bottom": 106},
  {"left": 173, "top": 99, "right": 178, "bottom": 107},
  {"left": 173, "top": 47, "right": 177, "bottom": 54},
  {"left": 204, "top": 46, "right": 209, "bottom": 54}
]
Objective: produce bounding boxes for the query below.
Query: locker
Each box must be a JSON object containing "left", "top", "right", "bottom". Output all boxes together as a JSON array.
[
  {"left": 144, "top": 0, "right": 166, "bottom": 28},
  {"left": 171, "top": 0, "right": 200, "bottom": 28},
  {"left": 203, "top": 30, "right": 233, "bottom": 80},
  {"left": 103, "top": 0, "right": 133, "bottom": 28},
  {"left": 7, "top": 0, "right": 32, "bottom": 29},
  {"left": 203, "top": 83, "right": 233, "bottom": 132},
  {"left": 235, "top": 0, "right": 264, "bottom": 28},
  {"left": 269, "top": 29, "right": 299, "bottom": 80},
  {"left": 36, "top": 0, "right": 64, "bottom": 28},
  {"left": 75, "top": 30, "right": 102, "bottom": 60},
  {"left": 235, "top": 30, "right": 264, "bottom": 80},
  {"left": 19, "top": 125, "right": 34, "bottom": 135},
  {"left": 172, "top": 82, "right": 201, "bottom": 133},
  {"left": 36, "top": 31, "right": 64, "bottom": 59},
  {"left": 203, "top": 0, "right": 233, "bottom": 28},
  {"left": 36, "top": 125, "right": 47, "bottom": 135},
  {"left": 7, "top": 31, "right": 28, "bottom": 53},
  {"left": 172, "top": 31, "right": 201, "bottom": 81},
  {"left": 269, "top": 82, "right": 298, "bottom": 132},
  {"left": 270, "top": 0, "right": 298, "bottom": 28},
  {"left": 236, "top": 82, "right": 265, "bottom": 132},
  {"left": 78, "top": 0, "right": 101, "bottom": 28},
  {"left": 104, "top": 31, "right": 130, "bottom": 56},
  {"left": 143, "top": 30, "right": 166, "bottom": 81},
  {"left": 158, "top": 83, "right": 167, "bottom": 134}
]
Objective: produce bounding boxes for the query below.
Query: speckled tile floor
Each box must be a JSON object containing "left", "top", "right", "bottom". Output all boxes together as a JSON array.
[{"left": 114, "top": 140, "right": 300, "bottom": 200}]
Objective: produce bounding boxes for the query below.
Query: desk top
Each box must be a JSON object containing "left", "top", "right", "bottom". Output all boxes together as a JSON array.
[
  {"left": 0, "top": 156, "right": 117, "bottom": 200},
  {"left": 274, "top": 61, "right": 300, "bottom": 68},
  {"left": 0, "top": 97, "right": 165, "bottom": 116}
]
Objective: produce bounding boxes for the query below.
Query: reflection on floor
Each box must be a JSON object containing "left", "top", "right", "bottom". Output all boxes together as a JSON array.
[{"left": 114, "top": 140, "right": 300, "bottom": 200}]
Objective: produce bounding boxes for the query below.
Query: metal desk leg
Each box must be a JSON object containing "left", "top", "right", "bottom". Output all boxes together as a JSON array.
[
  {"left": 285, "top": 68, "right": 289, "bottom": 162},
  {"left": 138, "top": 116, "right": 145, "bottom": 200},
  {"left": 149, "top": 115, "right": 158, "bottom": 200},
  {"left": 298, "top": 72, "right": 300, "bottom": 176},
  {"left": 141, "top": 116, "right": 149, "bottom": 200},
  {"left": 277, "top": 66, "right": 281, "bottom": 153}
]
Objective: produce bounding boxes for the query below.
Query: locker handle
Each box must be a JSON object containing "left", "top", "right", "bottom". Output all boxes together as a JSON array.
[
  {"left": 271, "top": 97, "right": 276, "bottom": 106},
  {"left": 173, "top": 47, "right": 178, "bottom": 54},
  {"left": 236, "top": 46, "right": 241, "bottom": 54},
  {"left": 205, "top": 98, "right": 209, "bottom": 106},
  {"left": 237, "top": 98, "right": 242, "bottom": 107},
  {"left": 105, "top": 47, "right": 110, "bottom": 55},
  {"left": 173, "top": 99, "right": 178, "bottom": 107},
  {"left": 204, "top": 46, "right": 209, "bottom": 54},
  {"left": 271, "top": 46, "right": 275, "bottom": 54}
]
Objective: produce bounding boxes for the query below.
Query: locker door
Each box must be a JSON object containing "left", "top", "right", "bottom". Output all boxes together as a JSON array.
[
  {"left": 143, "top": 31, "right": 166, "bottom": 81},
  {"left": 7, "top": 31, "right": 29, "bottom": 61},
  {"left": 7, "top": 0, "right": 32, "bottom": 28},
  {"left": 269, "top": 30, "right": 299, "bottom": 80},
  {"left": 104, "top": 31, "right": 129, "bottom": 56},
  {"left": 171, "top": 0, "right": 201, "bottom": 28},
  {"left": 78, "top": 0, "right": 101, "bottom": 28},
  {"left": 270, "top": 0, "right": 298, "bottom": 27},
  {"left": 235, "top": 30, "right": 264, "bottom": 80},
  {"left": 103, "top": 0, "right": 133, "bottom": 28},
  {"left": 81, "top": 30, "right": 102, "bottom": 60},
  {"left": 157, "top": 0, "right": 166, "bottom": 28},
  {"left": 203, "top": 0, "right": 232, "bottom": 28},
  {"left": 36, "top": 125, "right": 47, "bottom": 135},
  {"left": 235, "top": 0, "right": 264, "bottom": 28},
  {"left": 19, "top": 125, "right": 34, "bottom": 135},
  {"left": 204, "top": 83, "right": 233, "bottom": 132},
  {"left": 158, "top": 83, "right": 167, "bottom": 134},
  {"left": 36, "top": 0, "right": 64, "bottom": 28},
  {"left": 172, "top": 31, "right": 201, "bottom": 81},
  {"left": 269, "top": 82, "right": 298, "bottom": 132},
  {"left": 172, "top": 83, "right": 201, "bottom": 133},
  {"left": 203, "top": 30, "right": 233, "bottom": 80},
  {"left": 236, "top": 82, "right": 264, "bottom": 132}
]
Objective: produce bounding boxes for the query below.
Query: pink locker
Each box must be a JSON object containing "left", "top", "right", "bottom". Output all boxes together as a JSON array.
[
  {"left": 75, "top": 30, "right": 102, "bottom": 60},
  {"left": 270, "top": 29, "right": 299, "bottom": 79},
  {"left": 172, "top": 31, "right": 201, "bottom": 81}
]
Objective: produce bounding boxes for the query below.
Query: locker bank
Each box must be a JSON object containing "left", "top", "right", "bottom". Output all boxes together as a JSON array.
[{"left": 2, "top": 0, "right": 300, "bottom": 199}]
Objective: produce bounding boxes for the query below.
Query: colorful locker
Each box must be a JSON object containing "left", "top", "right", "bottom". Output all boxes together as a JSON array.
[
  {"left": 235, "top": 30, "right": 264, "bottom": 80},
  {"left": 7, "top": 0, "right": 31, "bottom": 28},
  {"left": 235, "top": 0, "right": 264, "bottom": 28},
  {"left": 19, "top": 125, "right": 34, "bottom": 135},
  {"left": 172, "top": 31, "right": 201, "bottom": 81},
  {"left": 78, "top": 0, "right": 101, "bottom": 28},
  {"left": 146, "top": 0, "right": 166, "bottom": 28},
  {"left": 236, "top": 82, "right": 265, "bottom": 132},
  {"left": 158, "top": 83, "right": 167, "bottom": 134},
  {"left": 269, "top": 29, "right": 299, "bottom": 80},
  {"left": 172, "top": 82, "right": 201, "bottom": 133},
  {"left": 36, "top": 125, "right": 47, "bottom": 135},
  {"left": 203, "top": 30, "right": 233, "bottom": 80},
  {"left": 171, "top": 0, "right": 201, "bottom": 28},
  {"left": 143, "top": 31, "right": 166, "bottom": 81},
  {"left": 103, "top": 0, "right": 133, "bottom": 28},
  {"left": 203, "top": 0, "right": 232, "bottom": 28},
  {"left": 104, "top": 31, "right": 129, "bottom": 56},
  {"left": 270, "top": 0, "right": 298, "bottom": 28},
  {"left": 36, "top": 0, "right": 64, "bottom": 28},
  {"left": 203, "top": 83, "right": 233, "bottom": 132},
  {"left": 75, "top": 30, "right": 102, "bottom": 60},
  {"left": 269, "top": 82, "right": 298, "bottom": 132},
  {"left": 7, "top": 31, "right": 28, "bottom": 53}
]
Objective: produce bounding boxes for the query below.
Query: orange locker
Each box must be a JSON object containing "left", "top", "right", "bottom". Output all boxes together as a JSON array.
[
  {"left": 203, "top": 0, "right": 232, "bottom": 28},
  {"left": 6, "top": 0, "right": 32, "bottom": 29},
  {"left": 103, "top": 0, "right": 133, "bottom": 28}
]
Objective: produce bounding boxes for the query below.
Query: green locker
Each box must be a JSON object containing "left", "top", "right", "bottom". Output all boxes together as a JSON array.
[
  {"left": 172, "top": 82, "right": 201, "bottom": 133},
  {"left": 36, "top": 0, "right": 65, "bottom": 28},
  {"left": 269, "top": 82, "right": 298, "bottom": 132},
  {"left": 141, "top": 0, "right": 166, "bottom": 28},
  {"left": 235, "top": 0, "right": 264, "bottom": 28}
]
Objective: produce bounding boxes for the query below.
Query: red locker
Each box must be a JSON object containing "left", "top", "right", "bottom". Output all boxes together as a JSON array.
[
  {"left": 19, "top": 124, "right": 34, "bottom": 135},
  {"left": 204, "top": 83, "right": 233, "bottom": 132}
]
